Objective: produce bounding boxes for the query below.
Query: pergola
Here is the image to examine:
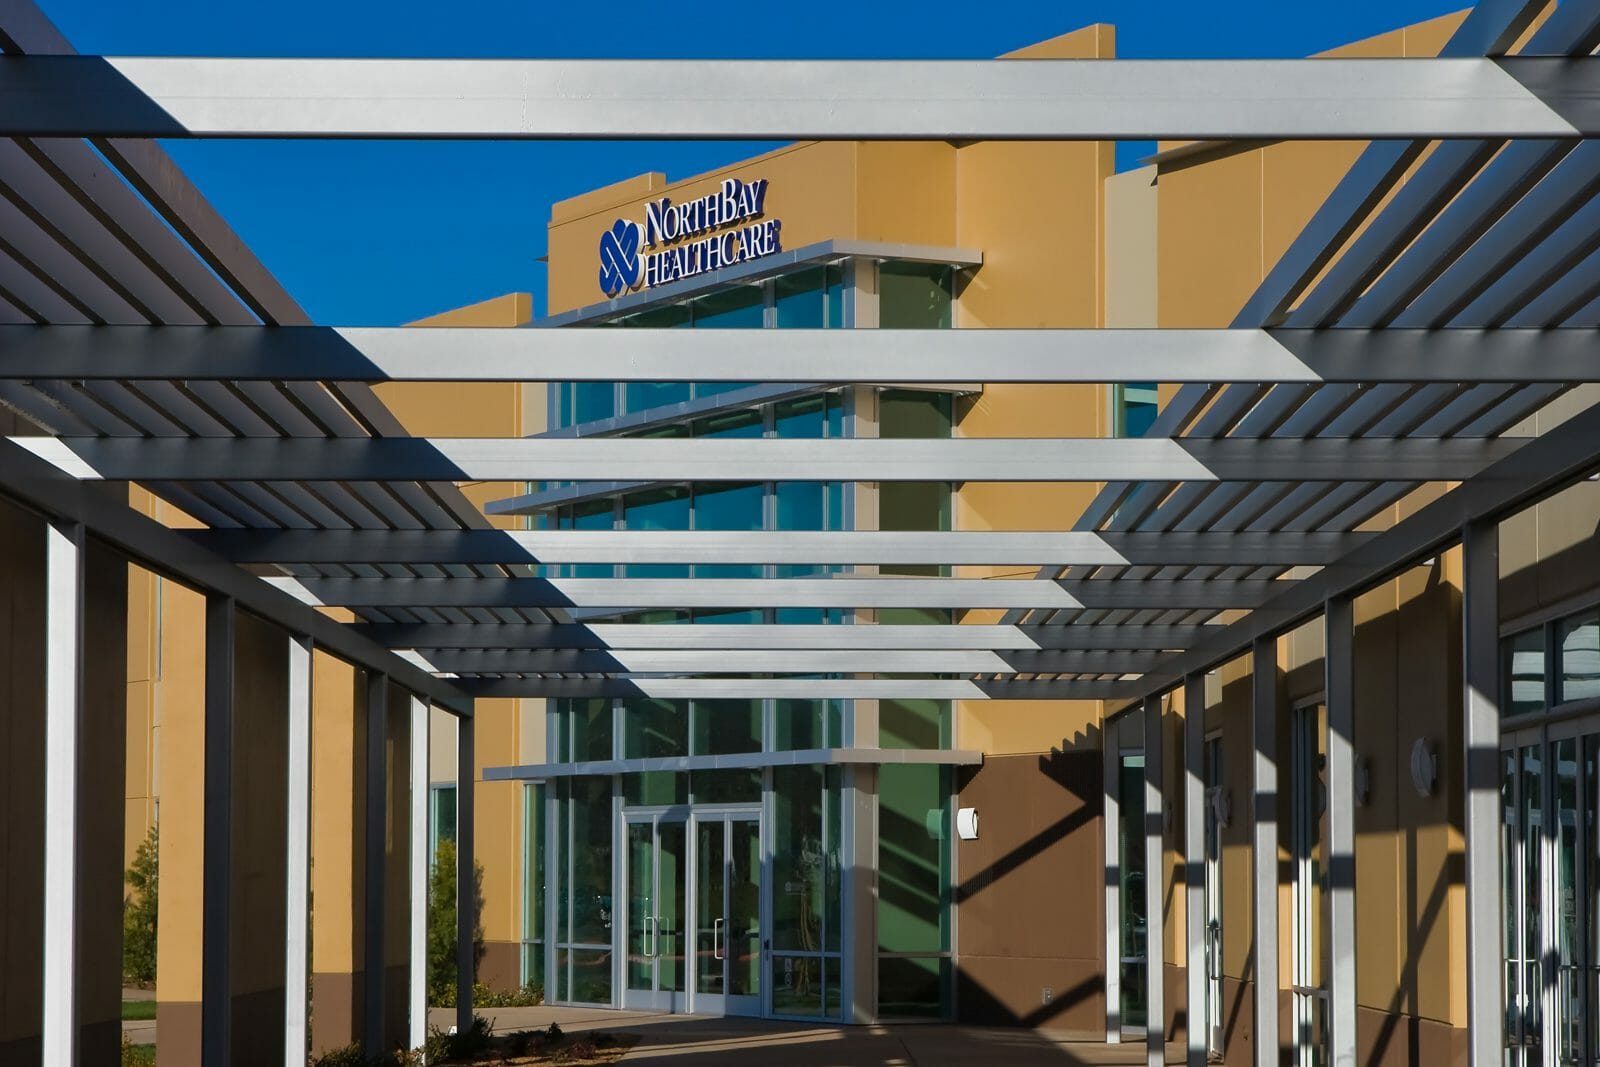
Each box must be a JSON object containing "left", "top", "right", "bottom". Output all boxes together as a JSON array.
[{"left": 3, "top": 0, "right": 1599, "bottom": 1063}]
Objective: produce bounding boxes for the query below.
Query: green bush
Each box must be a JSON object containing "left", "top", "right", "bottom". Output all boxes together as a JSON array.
[
  {"left": 427, "top": 837, "right": 486, "bottom": 1006},
  {"left": 122, "top": 824, "right": 159, "bottom": 985},
  {"left": 121, "top": 1034, "right": 156, "bottom": 1067},
  {"left": 466, "top": 981, "right": 544, "bottom": 1008}
]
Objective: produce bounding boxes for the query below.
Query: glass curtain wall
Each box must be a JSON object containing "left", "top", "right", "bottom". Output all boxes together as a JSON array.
[{"left": 1500, "top": 604, "right": 1600, "bottom": 1067}]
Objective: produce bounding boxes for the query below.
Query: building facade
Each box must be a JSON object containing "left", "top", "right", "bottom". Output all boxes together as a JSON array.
[{"left": 81, "top": 6, "right": 1600, "bottom": 1067}]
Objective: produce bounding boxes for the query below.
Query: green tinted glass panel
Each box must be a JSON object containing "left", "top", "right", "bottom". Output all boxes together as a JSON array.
[
  {"left": 569, "top": 948, "right": 612, "bottom": 1005},
  {"left": 775, "top": 395, "right": 826, "bottom": 438},
  {"left": 772, "top": 765, "right": 824, "bottom": 952},
  {"left": 693, "top": 699, "right": 762, "bottom": 756},
  {"left": 771, "top": 956, "right": 823, "bottom": 1016},
  {"left": 623, "top": 771, "right": 687, "bottom": 807},
  {"left": 774, "top": 267, "right": 827, "bottom": 329},
  {"left": 623, "top": 699, "right": 687, "bottom": 759},
  {"left": 570, "top": 498, "right": 615, "bottom": 579},
  {"left": 774, "top": 701, "right": 823, "bottom": 751},
  {"left": 880, "top": 390, "right": 952, "bottom": 439},
  {"left": 824, "top": 766, "right": 842, "bottom": 953},
  {"left": 567, "top": 777, "right": 613, "bottom": 945},
  {"left": 569, "top": 698, "right": 613, "bottom": 762},
  {"left": 879, "top": 262, "right": 952, "bottom": 329},
  {"left": 694, "top": 482, "right": 763, "bottom": 579},
  {"left": 877, "top": 956, "right": 949, "bottom": 1018},
  {"left": 691, "top": 769, "right": 762, "bottom": 804},
  {"left": 879, "top": 699, "right": 950, "bottom": 750},
  {"left": 574, "top": 381, "right": 616, "bottom": 424},
  {"left": 877, "top": 764, "right": 949, "bottom": 954}
]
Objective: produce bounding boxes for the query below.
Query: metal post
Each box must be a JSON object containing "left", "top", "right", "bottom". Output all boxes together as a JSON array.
[
  {"left": 1462, "top": 522, "right": 1503, "bottom": 1067},
  {"left": 1251, "top": 635, "right": 1279, "bottom": 1067},
  {"left": 363, "top": 673, "right": 389, "bottom": 1055},
  {"left": 408, "top": 695, "right": 429, "bottom": 1052},
  {"left": 456, "top": 713, "right": 476, "bottom": 1035},
  {"left": 1183, "top": 674, "right": 1207, "bottom": 1067},
  {"left": 41, "top": 521, "right": 84, "bottom": 1066},
  {"left": 202, "top": 595, "right": 236, "bottom": 1067},
  {"left": 284, "top": 636, "right": 313, "bottom": 1067},
  {"left": 1104, "top": 723, "right": 1122, "bottom": 1043},
  {"left": 1324, "top": 599, "right": 1357, "bottom": 1067},
  {"left": 1145, "top": 694, "right": 1166, "bottom": 1067}
]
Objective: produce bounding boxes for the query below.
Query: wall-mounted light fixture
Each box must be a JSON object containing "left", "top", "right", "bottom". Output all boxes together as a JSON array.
[
  {"left": 1410, "top": 738, "right": 1438, "bottom": 797},
  {"left": 956, "top": 807, "right": 980, "bottom": 841}
]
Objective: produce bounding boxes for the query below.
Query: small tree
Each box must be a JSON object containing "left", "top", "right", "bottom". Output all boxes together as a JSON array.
[
  {"left": 123, "top": 823, "right": 159, "bottom": 985},
  {"left": 427, "top": 837, "right": 486, "bottom": 1006}
]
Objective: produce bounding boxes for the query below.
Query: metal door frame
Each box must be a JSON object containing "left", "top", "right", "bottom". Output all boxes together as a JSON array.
[{"left": 688, "top": 806, "right": 764, "bottom": 1017}]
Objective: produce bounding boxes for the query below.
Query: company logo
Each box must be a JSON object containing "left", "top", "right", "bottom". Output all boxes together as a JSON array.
[
  {"left": 597, "top": 176, "right": 783, "bottom": 298},
  {"left": 597, "top": 218, "right": 643, "bottom": 299}
]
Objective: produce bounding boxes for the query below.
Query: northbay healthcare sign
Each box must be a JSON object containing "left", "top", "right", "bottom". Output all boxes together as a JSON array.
[{"left": 598, "top": 177, "right": 782, "bottom": 298}]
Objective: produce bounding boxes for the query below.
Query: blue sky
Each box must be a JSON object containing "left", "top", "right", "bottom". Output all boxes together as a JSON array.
[{"left": 41, "top": 0, "right": 1463, "bottom": 325}]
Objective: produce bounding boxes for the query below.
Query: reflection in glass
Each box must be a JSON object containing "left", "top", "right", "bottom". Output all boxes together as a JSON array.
[
  {"left": 1560, "top": 611, "right": 1600, "bottom": 703},
  {"left": 1503, "top": 627, "right": 1547, "bottom": 716}
]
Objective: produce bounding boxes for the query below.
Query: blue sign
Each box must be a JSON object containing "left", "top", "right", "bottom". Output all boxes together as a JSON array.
[{"left": 597, "top": 176, "right": 782, "bottom": 298}]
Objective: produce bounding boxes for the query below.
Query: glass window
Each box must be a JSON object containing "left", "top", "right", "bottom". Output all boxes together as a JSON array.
[
  {"left": 570, "top": 498, "right": 616, "bottom": 579},
  {"left": 774, "top": 700, "right": 843, "bottom": 751},
  {"left": 690, "top": 768, "right": 761, "bottom": 803},
  {"left": 774, "top": 266, "right": 846, "bottom": 329},
  {"left": 880, "top": 699, "right": 950, "bottom": 750},
  {"left": 692, "top": 699, "right": 762, "bottom": 756},
  {"left": 694, "top": 482, "right": 764, "bottom": 579},
  {"left": 559, "top": 775, "right": 613, "bottom": 956},
  {"left": 622, "top": 305, "right": 692, "bottom": 414},
  {"left": 623, "top": 699, "right": 688, "bottom": 759},
  {"left": 568, "top": 698, "right": 613, "bottom": 762},
  {"left": 1503, "top": 627, "right": 1547, "bottom": 716},
  {"left": 1560, "top": 610, "right": 1600, "bottom": 704},
  {"left": 574, "top": 380, "right": 616, "bottom": 425},
  {"left": 775, "top": 394, "right": 826, "bottom": 438},
  {"left": 772, "top": 764, "right": 825, "bottom": 952},
  {"left": 1114, "top": 382, "right": 1160, "bottom": 438},
  {"left": 522, "top": 783, "right": 546, "bottom": 992},
  {"left": 880, "top": 390, "right": 951, "bottom": 440},
  {"left": 430, "top": 784, "right": 457, "bottom": 861},
  {"left": 694, "top": 409, "right": 764, "bottom": 439},
  {"left": 623, "top": 487, "right": 690, "bottom": 579},
  {"left": 877, "top": 956, "right": 950, "bottom": 1019},
  {"left": 1119, "top": 753, "right": 1148, "bottom": 1029},
  {"left": 877, "top": 763, "right": 951, "bottom": 955},
  {"left": 880, "top": 262, "right": 953, "bottom": 329},
  {"left": 622, "top": 771, "right": 687, "bottom": 807},
  {"left": 692, "top": 286, "right": 763, "bottom": 399}
]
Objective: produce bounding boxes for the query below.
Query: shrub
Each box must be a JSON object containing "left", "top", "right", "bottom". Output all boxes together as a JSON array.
[
  {"left": 122, "top": 824, "right": 159, "bottom": 985},
  {"left": 121, "top": 1034, "right": 156, "bottom": 1067},
  {"left": 427, "top": 838, "right": 486, "bottom": 1006}
]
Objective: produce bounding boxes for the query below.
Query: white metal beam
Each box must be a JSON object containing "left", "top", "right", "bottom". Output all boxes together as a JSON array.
[
  {"left": 187, "top": 528, "right": 1372, "bottom": 568},
  {"left": 407, "top": 693, "right": 428, "bottom": 1055},
  {"left": 300, "top": 575, "right": 1282, "bottom": 611},
  {"left": 452, "top": 676, "right": 1133, "bottom": 700},
  {"left": 1144, "top": 693, "right": 1166, "bottom": 1067},
  {"left": 20, "top": 434, "right": 1528, "bottom": 485},
  {"left": 1462, "top": 522, "right": 1504, "bottom": 1067},
  {"left": 41, "top": 520, "right": 83, "bottom": 1067},
  {"left": 416, "top": 647, "right": 1166, "bottom": 675},
  {"left": 283, "top": 636, "right": 312, "bottom": 1067},
  {"left": 1324, "top": 599, "right": 1357, "bottom": 1067},
  {"left": 1182, "top": 674, "right": 1207, "bottom": 1067},
  {"left": 4, "top": 325, "right": 1599, "bottom": 384},
  {"left": 1251, "top": 636, "right": 1279, "bottom": 1067},
  {"left": 351, "top": 621, "right": 1214, "bottom": 651},
  {"left": 2, "top": 56, "right": 1594, "bottom": 139}
]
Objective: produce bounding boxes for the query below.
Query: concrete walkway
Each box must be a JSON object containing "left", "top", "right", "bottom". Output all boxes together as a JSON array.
[
  {"left": 122, "top": 987, "right": 157, "bottom": 1046},
  {"left": 428, "top": 1006, "right": 1183, "bottom": 1065}
]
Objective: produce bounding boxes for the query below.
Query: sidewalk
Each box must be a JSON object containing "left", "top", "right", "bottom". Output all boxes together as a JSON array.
[{"left": 427, "top": 1006, "right": 1183, "bottom": 1065}]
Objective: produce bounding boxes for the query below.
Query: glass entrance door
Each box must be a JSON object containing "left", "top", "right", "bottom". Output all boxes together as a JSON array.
[
  {"left": 693, "top": 810, "right": 763, "bottom": 1016},
  {"left": 623, "top": 813, "right": 687, "bottom": 1011}
]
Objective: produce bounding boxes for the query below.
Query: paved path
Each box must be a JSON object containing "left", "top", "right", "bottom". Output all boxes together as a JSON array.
[{"left": 428, "top": 1006, "right": 1183, "bottom": 1065}]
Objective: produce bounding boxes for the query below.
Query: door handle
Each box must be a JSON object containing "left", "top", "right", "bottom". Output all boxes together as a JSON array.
[
  {"left": 713, "top": 917, "right": 725, "bottom": 961},
  {"left": 647, "top": 915, "right": 659, "bottom": 959}
]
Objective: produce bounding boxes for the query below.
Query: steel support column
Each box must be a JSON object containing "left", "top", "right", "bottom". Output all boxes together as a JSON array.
[
  {"left": 1144, "top": 693, "right": 1166, "bottom": 1067},
  {"left": 1251, "top": 636, "right": 1280, "bottom": 1067},
  {"left": 1183, "top": 673, "right": 1207, "bottom": 1067},
  {"left": 363, "top": 672, "right": 389, "bottom": 1055},
  {"left": 202, "top": 595, "right": 236, "bottom": 1067},
  {"left": 41, "top": 521, "right": 84, "bottom": 1066},
  {"left": 456, "top": 713, "right": 476, "bottom": 1035},
  {"left": 1324, "top": 598, "right": 1357, "bottom": 1067},
  {"left": 1104, "top": 727, "right": 1122, "bottom": 1043},
  {"left": 284, "top": 636, "right": 313, "bottom": 1067},
  {"left": 1462, "top": 523, "right": 1504, "bottom": 1067},
  {"left": 408, "top": 694, "right": 428, "bottom": 1053}
]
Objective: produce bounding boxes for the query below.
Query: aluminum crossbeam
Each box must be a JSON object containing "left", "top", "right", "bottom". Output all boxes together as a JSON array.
[
  {"left": 350, "top": 622, "right": 1211, "bottom": 651},
  {"left": 4, "top": 325, "right": 1600, "bottom": 384},
  {"left": 186, "top": 528, "right": 1372, "bottom": 568},
  {"left": 19, "top": 435, "right": 1528, "bottom": 485},
  {"left": 416, "top": 647, "right": 1165, "bottom": 675},
  {"left": 452, "top": 677, "right": 1136, "bottom": 700},
  {"left": 2, "top": 56, "right": 1597, "bottom": 139},
  {"left": 298, "top": 575, "right": 1283, "bottom": 610}
]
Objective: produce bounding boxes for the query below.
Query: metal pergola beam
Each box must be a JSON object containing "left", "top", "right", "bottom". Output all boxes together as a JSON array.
[
  {"left": 1113, "top": 368, "right": 1600, "bottom": 706},
  {"left": 415, "top": 646, "right": 1166, "bottom": 675},
  {"left": 185, "top": 528, "right": 1373, "bottom": 568},
  {"left": 4, "top": 325, "right": 1600, "bottom": 384},
  {"left": 298, "top": 575, "right": 1283, "bottom": 611},
  {"left": 450, "top": 676, "right": 1136, "bottom": 700},
  {"left": 0, "top": 437, "right": 473, "bottom": 713},
  {"left": 350, "top": 621, "right": 1213, "bottom": 651},
  {"left": 20, "top": 434, "right": 1527, "bottom": 485},
  {"left": 2, "top": 56, "right": 1596, "bottom": 139}
]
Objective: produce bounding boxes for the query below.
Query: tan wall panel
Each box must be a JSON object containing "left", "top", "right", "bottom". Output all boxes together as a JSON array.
[
  {"left": 855, "top": 141, "right": 956, "bottom": 246},
  {"left": 957, "top": 698, "right": 1099, "bottom": 757},
  {"left": 155, "top": 577, "right": 207, "bottom": 1007}
]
